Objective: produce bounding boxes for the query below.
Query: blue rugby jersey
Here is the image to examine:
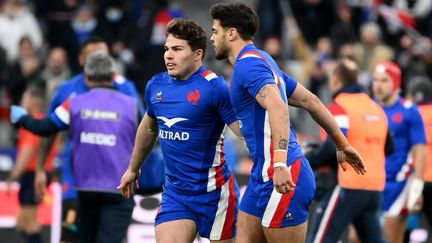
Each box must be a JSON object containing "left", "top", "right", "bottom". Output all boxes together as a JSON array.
[
  {"left": 49, "top": 73, "right": 144, "bottom": 114},
  {"left": 231, "top": 44, "right": 303, "bottom": 183},
  {"left": 145, "top": 66, "right": 237, "bottom": 193},
  {"left": 379, "top": 98, "right": 426, "bottom": 181}
]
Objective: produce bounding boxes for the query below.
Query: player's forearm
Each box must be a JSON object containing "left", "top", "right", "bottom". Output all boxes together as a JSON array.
[
  {"left": 288, "top": 84, "right": 350, "bottom": 150},
  {"left": 9, "top": 147, "right": 33, "bottom": 180},
  {"left": 36, "top": 136, "right": 56, "bottom": 171},
  {"left": 309, "top": 104, "right": 349, "bottom": 150},
  {"left": 129, "top": 116, "right": 158, "bottom": 172},
  {"left": 228, "top": 121, "right": 244, "bottom": 140},
  {"left": 412, "top": 144, "right": 427, "bottom": 179},
  {"left": 256, "top": 84, "right": 290, "bottom": 152},
  {"left": 300, "top": 93, "right": 349, "bottom": 150},
  {"left": 19, "top": 115, "right": 61, "bottom": 136},
  {"left": 268, "top": 103, "right": 290, "bottom": 152}
]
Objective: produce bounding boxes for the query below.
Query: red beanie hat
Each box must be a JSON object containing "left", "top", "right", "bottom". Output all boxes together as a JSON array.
[{"left": 374, "top": 62, "right": 402, "bottom": 91}]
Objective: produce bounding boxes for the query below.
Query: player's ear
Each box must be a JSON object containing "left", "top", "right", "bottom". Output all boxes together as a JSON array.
[
  {"left": 194, "top": 49, "right": 203, "bottom": 61},
  {"left": 84, "top": 74, "right": 90, "bottom": 82},
  {"left": 228, "top": 27, "right": 238, "bottom": 41},
  {"left": 84, "top": 74, "right": 92, "bottom": 86}
]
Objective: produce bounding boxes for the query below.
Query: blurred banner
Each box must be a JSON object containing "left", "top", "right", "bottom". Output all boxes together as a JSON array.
[{"left": 0, "top": 181, "right": 62, "bottom": 243}]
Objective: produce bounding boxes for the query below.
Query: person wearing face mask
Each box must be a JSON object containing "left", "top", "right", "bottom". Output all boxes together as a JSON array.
[
  {"left": 71, "top": 4, "right": 98, "bottom": 45},
  {"left": 94, "top": 1, "right": 136, "bottom": 77},
  {"left": 105, "top": 7, "right": 122, "bottom": 22}
]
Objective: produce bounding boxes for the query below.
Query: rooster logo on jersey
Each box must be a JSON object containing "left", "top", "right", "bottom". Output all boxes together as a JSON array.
[{"left": 188, "top": 89, "right": 200, "bottom": 105}]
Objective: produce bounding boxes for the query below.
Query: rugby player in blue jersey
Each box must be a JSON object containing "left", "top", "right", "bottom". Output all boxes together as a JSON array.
[
  {"left": 209, "top": 3, "right": 366, "bottom": 243},
  {"left": 372, "top": 62, "right": 427, "bottom": 243},
  {"left": 117, "top": 19, "right": 242, "bottom": 243}
]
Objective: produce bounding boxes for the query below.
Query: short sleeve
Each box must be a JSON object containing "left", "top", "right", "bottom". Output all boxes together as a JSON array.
[
  {"left": 234, "top": 58, "right": 276, "bottom": 98},
  {"left": 50, "top": 97, "right": 71, "bottom": 129},
  {"left": 211, "top": 78, "right": 237, "bottom": 125},
  {"left": 407, "top": 106, "right": 427, "bottom": 145},
  {"left": 144, "top": 79, "right": 155, "bottom": 118},
  {"left": 283, "top": 73, "right": 298, "bottom": 97},
  {"left": 48, "top": 84, "right": 68, "bottom": 113}
]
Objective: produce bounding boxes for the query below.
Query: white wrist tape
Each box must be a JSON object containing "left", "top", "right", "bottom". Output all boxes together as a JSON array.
[
  {"left": 407, "top": 178, "right": 424, "bottom": 210},
  {"left": 274, "top": 162, "right": 287, "bottom": 168}
]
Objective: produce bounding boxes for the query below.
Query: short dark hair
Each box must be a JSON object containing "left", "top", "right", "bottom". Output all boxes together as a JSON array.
[
  {"left": 167, "top": 19, "right": 207, "bottom": 59},
  {"left": 407, "top": 76, "right": 432, "bottom": 103},
  {"left": 79, "top": 36, "right": 106, "bottom": 54},
  {"left": 26, "top": 84, "right": 46, "bottom": 100},
  {"left": 210, "top": 2, "right": 259, "bottom": 41},
  {"left": 333, "top": 59, "right": 358, "bottom": 84}
]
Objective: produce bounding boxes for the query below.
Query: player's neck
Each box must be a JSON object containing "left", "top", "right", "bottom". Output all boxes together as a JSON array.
[
  {"left": 228, "top": 40, "right": 253, "bottom": 65},
  {"left": 173, "top": 63, "right": 202, "bottom": 81},
  {"left": 28, "top": 106, "right": 43, "bottom": 115},
  {"left": 380, "top": 93, "right": 399, "bottom": 107}
]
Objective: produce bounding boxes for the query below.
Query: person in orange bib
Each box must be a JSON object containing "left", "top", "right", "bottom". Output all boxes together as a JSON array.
[
  {"left": 406, "top": 77, "right": 432, "bottom": 230},
  {"left": 307, "top": 59, "right": 393, "bottom": 243}
]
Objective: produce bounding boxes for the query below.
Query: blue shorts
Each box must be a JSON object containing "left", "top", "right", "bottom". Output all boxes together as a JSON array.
[
  {"left": 18, "top": 172, "right": 40, "bottom": 205},
  {"left": 383, "top": 174, "right": 413, "bottom": 216},
  {"left": 155, "top": 175, "right": 239, "bottom": 240},
  {"left": 240, "top": 157, "right": 315, "bottom": 228}
]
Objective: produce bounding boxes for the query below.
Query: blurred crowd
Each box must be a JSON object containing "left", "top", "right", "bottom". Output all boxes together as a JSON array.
[{"left": 0, "top": 0, "right": 185, "bottom": 148}]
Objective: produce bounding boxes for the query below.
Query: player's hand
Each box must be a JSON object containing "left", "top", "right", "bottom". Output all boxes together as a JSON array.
[
  {"left": 407, "top": 178, "right": 424, "bottom": 211},
  {"left": 34, "top": 170, "right": 47, "bottom": 200},
  {"left": 5, "top": 178, "right": 14, "bottom": 196},
  {"left": 10, "top": 105, "right": 28, "bottom": 124},
  {"left": 6, "top": 172, "right": 20, "bottom": 196},
  {"left": 273, "top": 166, "right": 296, "bottom": 194},
  {"left": 117, "top": 167, "right": 141, "bottom": 199},
  {"left": 336, "top": 146, "right": 366, "bottom": 175}
]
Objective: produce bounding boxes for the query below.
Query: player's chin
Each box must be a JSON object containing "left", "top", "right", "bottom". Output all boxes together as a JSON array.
[
  {"left": 167, "top": 70, "right": 177, "bottom": 76},
  {"left": 215, "top": 52, "right": 226, "bottom": 60}
]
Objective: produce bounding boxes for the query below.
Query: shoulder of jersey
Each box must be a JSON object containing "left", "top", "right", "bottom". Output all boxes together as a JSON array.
[
  {"left": 150, "top": 72, "right": 170, "bottom": 83},
  {"left": 239, "top": 50, "right": 264, "bottom": 59},
  {"left": 200, "top": 69, "right": 220, "bottom": 83},
  {"left": 144, "top": 73, "right": 166, "bottom": 89},
  {"left": 57, "top": 74, "right": 81, "bottom": 92},
  {"left": 236, "top": 51, "right": 268, "bottom": 69},
  {"left": 114, "top": 73, "right": 138, "bottom": 86},
  {"left": 401, "top": 99, "right": 414, "bottom": 109},
  {"left": 113, "top": 73, "right": 126, "bottom": 84}
]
